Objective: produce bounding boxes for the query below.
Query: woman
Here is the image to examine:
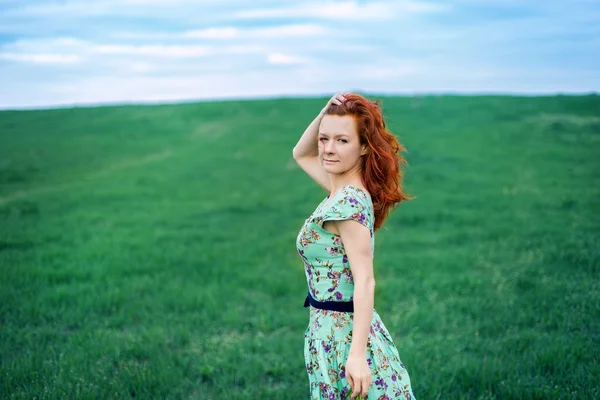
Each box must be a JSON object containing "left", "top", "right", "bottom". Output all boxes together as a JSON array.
[{"left": 293, "top": 93, "right": 415, "bottom": 399}]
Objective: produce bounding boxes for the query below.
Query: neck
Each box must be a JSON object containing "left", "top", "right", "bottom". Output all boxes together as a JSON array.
[{"left": 328, "top": 167, "right": 363, "bottom": 195}]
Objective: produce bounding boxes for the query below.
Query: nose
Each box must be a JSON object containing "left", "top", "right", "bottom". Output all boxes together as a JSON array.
[{"left": 324, "top": 140, "right": 335, "bottom": 154}]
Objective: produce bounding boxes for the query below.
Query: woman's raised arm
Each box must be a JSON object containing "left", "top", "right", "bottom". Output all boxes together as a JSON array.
[{"left": 292, "top": 93, "right": 347, "bottom": 191}]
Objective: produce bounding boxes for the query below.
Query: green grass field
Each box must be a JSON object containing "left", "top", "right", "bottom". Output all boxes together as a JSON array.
[{"left": 1, "top": 94, "right": 599, "bottom": 399}]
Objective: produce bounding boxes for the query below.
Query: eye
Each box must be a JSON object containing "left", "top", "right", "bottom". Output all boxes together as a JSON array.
[
  {"left": 319, "top": 137, "right": 328, "bottom": 142},
  {"left": 339, "top": 139, "right": 348, "bottom": 143}
]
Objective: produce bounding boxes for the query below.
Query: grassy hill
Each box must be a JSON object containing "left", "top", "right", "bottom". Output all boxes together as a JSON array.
[{"left": 1, "top": 94, "right": 599, "bottom": 399}]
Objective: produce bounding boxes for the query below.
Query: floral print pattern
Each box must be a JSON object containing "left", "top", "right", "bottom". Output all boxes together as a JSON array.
[{"left": 297, "top": 185, "right": 415, "bottom": 399}]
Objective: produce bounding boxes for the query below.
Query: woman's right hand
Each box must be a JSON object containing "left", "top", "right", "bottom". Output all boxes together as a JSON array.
[{"left": 321, "top": 92, "right": 348, "bottom": 114}]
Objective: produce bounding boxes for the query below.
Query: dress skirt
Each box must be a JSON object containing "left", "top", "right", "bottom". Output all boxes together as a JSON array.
[{"left": 304, "top": 307, "right": 415, "bottom": 400}]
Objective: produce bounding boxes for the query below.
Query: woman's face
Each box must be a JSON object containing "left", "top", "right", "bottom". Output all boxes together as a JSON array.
[{"left": 318, "top": 115, "right": 366, "bottom": 175}]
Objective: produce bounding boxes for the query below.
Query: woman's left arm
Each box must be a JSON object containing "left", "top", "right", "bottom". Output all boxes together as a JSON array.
[{"left": 336, "top": 219, "right": 375, "bottom": 398}]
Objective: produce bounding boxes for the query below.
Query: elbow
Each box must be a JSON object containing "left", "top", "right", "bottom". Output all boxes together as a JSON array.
[
  {"left": 292, "top": 147, "right": 302, "bottom": 161},
  {"left": 355, "top": 277, "right": 376, "bottom": 291}
]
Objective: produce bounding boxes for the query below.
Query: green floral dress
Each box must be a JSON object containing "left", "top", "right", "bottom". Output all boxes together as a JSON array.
[{"left": 297, "top": 185, "right": 415, "bottom": 400}]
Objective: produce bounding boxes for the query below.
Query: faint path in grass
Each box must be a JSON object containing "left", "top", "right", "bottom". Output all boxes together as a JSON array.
[
  {"left": 0, "top": 118, "right": 231, "bottom": 208},
  {"left": 0, "top": 149, "right": 172, "bottom": 207},
  {"left": 87, "top": 149, "right": 173, "bottom": 179}
]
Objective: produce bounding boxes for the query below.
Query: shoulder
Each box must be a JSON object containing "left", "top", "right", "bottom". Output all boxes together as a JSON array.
[
  {"left": 340, "top": 185, "right": 371, "bottom": 203},
  {"left": 329, "top": 185, "right": 373, "bottom": 229},
  {"left": 335, "top": 185, "right": 372, "bottom": 211}
]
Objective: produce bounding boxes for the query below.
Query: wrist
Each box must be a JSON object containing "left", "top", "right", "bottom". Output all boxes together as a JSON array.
[{"left": 349, "top": 347, "right": 367, "bottom": 358}]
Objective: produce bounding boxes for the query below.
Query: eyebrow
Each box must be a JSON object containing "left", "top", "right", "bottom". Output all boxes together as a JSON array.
[{"left": 318, "top": 133, "right": 350, "bottom": 138}]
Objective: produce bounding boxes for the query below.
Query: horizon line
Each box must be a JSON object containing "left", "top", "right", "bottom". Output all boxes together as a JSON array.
[{"left": 1, "top": 90, "right": 598, "bottom": 112}]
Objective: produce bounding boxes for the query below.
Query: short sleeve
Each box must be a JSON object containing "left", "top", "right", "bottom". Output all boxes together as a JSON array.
[{"left": 317, "top": 186, "right": 373, "bottom": 231}]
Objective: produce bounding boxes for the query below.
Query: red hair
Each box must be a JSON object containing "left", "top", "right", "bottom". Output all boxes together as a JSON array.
[{"left": 325, "top": 93, "right": 414, "bottom": 231}]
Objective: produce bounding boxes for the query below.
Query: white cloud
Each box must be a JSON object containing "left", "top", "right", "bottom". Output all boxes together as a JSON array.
[
  {"left": 0, "top": 37, "right": 86, "bottom": 64},
  {"left": 6, "top": 0, "right": 445, "bottom": 19},
  {"left": 93, "top": 44, "right": 210, "bottom": 58},
  {"left": 128, "top": 62, "right": 155, "bottom": 72},
  {"left": 116, "top": 24, "right": 329, "bottom": 41},
  {"left": 218, "top": 44, "right": 269, "bottom": 55},
  {"left": 234, "top": 1, "right": 446, "bottom": 20},
  {"left": 267, "top": 53, "right": 310, "bottom": 65},
  {"left": 182, "top": 27, "right": 239, "bottom": 39},
  {"left": 0, "top": 0, "right": 272, "bottom": 32},
  {"left": 186, "top": 23, "right": 328, "bottom": 39},
  {"left": 0, "top": 37, "right": 262, "bottom": 64},
  {"left": 0, "top": 52, "right": 81, "bottom": 64},
  {"left": 0, "top": 21, "right": 334, "bottom": 67}
]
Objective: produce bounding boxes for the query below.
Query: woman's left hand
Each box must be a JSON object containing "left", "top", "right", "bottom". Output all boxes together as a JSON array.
[{"left": 345, "top": 354, "right": 372, "bottom": 399}]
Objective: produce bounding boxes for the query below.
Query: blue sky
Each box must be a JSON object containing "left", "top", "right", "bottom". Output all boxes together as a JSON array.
[{"left": 0, "top": 0, "right": 598, "bottom": 109}]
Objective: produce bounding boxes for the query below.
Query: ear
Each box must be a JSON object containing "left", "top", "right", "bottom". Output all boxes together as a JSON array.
[{"left": 360, "top": 144, "right": 368, "bottom": 156}]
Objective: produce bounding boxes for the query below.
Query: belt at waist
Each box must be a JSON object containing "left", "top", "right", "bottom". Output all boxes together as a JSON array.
[{"left": 303, "top": 291, "right": 354, "bottom": 312}]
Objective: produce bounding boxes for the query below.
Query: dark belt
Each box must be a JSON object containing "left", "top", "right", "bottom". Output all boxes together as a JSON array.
[{"left": 303, "top": 291, "right": 354, "bottom": 312}]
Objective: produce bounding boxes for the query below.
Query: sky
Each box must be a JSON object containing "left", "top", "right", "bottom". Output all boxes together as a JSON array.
[{"left": 0, "top": 0, "right": 598, "bottom": 109}]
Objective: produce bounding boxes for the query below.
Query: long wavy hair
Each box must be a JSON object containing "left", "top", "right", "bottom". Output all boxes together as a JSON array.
[{"left": 324, "top": 93, "right": 413, "bottom": 231}]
